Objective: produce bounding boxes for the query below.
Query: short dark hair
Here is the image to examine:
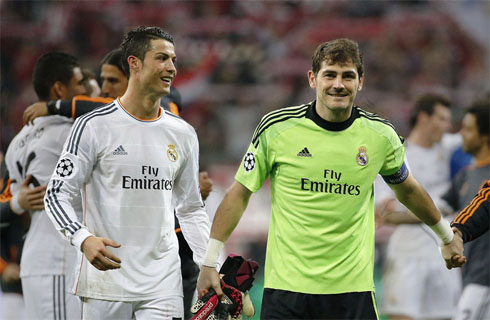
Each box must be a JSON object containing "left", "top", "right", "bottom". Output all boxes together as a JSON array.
[
  {"left": 409, "top": 93, "right": 451, "bottom": 128},
  {"left": 120, "top": 26, "right": 174, "bottom": 76},
  {"left": 101, "top": 48, "right": 128, "bottom": 79},
  {"left": 466, "top": 97, "right": 489, "bottom": 138},
  {"left": 312, "top": 39, "right": 363, "bottom": 77},
  {"left": 32, "top": 52, "right": 79, "bottom": 101}
]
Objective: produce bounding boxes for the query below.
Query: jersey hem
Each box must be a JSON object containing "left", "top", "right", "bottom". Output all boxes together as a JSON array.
[{"left": 75, "top": 289, "right": 183, "bottom": 302}]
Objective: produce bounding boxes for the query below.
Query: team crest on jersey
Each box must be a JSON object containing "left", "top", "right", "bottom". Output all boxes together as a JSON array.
[
  {"left": 167, "top": 144, "right": 178, "bottom": 162},
  {"left": 243, "top": 152, "right": 255, "bottom": 172},
  {"left": 356, "top": 146, "right": 368, "bottom": 166},
  {"left": 56, "top": 158, "right": 74, "bottom": 177}
]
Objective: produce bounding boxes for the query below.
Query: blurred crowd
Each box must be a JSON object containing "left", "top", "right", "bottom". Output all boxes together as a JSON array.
[{"left": 1, "top": 1, "right": 489, "bottom": 166}]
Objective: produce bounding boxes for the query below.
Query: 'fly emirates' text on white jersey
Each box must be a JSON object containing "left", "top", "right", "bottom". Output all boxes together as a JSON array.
[
  {"left": 44, "top": 99, "right": 210, "bottom": 301},
  {"left": 5, "top": 115, "right": 79, "bottom": 278}
]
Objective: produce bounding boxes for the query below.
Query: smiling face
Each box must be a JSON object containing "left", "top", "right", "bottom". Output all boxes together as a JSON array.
[
  {"left": 131, "top": 39, "right": 176, "bottom": 97},
  {"left": 308, "top": 60, "right": 363, "bottom": 121}
]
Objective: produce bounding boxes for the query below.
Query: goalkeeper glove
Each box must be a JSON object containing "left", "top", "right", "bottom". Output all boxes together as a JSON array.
[{"left": 191, "top": 254, "right": 259, "bottom": 320}]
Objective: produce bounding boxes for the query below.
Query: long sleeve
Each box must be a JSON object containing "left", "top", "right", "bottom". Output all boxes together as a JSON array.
[
  {"left": 451, "top": 180, "right": 490, "bottom": 242},
  {"left": 173, "top": 133, "right": 210, "bottom": 266},
  {"left": 44, "top": 117, "right": 98, "bottom": 250}
]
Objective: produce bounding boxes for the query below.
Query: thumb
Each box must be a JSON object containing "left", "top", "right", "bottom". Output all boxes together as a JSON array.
[
  {"left": 22, "top": 175, "right": 33, "bottom": 186},
  {"left": 102, "top": 238, "right": 121, "bottom": 248}
]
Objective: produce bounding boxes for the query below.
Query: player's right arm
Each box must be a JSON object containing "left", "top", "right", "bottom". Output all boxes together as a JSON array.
[
  {"left": 44, "top": 113, "right": 120, "bottom": 270},
  {"left": 23, "top": 96, "right": 112, "bottom": 124},
  {"left": 197, "top": 181, "right": 252, "bottom": 298}
]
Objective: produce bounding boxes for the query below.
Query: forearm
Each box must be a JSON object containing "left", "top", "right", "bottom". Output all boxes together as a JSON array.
[
  {"left": 392, "top": 176, "right": 441, "bottom": 226},
  {"left": 383, "top": 210, "right": 422, "bottom": 225},
  {"left": 210, "top": 181, "right": 251, "bottom": 242}
]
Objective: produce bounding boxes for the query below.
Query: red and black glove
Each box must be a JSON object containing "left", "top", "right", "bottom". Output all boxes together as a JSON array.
[{"left": 191, "top": 254, "right": 259, "bottom": 320}]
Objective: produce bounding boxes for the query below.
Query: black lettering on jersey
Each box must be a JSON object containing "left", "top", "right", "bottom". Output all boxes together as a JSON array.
[
  {"left": 300, "top": 177, "right": 360, "bottom": 196},
  {"left": 122, "top": 175, "right": 173, "bottom": 190},
  {"left": 16, "top": 152, "right": 40, "bottom": 187}
]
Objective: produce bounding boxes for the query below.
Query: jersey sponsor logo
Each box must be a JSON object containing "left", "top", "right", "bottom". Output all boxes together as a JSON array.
[
  {"left": 167, "top": 144, "right": 178, "bottom": 162},
  {"left": 356, "top": 146, "right": 368, "bottom": 166},
  {"left": 297, "top": 147, "right": 312, "bottom": 157},
  {"left": 113, "top": 145, "right": 128, "bottom": 156},
  {"left": 300, "top": 168, "right": 361, "bottom": 196},
  {"left": 243, "top": 152, "right": 255, "bottom": 172},
  {"left": 56, "top": 158, "right": 74, "bottom": 178},
  {"left": 122, "top": 165, "right": 173, "bottom": 190}
]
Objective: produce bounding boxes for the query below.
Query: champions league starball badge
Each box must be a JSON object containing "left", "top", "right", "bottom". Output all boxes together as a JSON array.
[
  {"left": 356, "top": 146, "right": 368, "bottom": 166},
  {"left": 56, "top": 158, "right": 74, "bottom": 177},
  {"left": 243, "top": 152, "right": 256, "bottom": 172}
]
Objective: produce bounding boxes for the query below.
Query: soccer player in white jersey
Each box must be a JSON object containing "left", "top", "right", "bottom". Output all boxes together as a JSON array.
[
  {"left": 376, "top": 94, "right": 462, "bottom": 320},
  {"left": 5, "top": 52, "right": 87, "bottom": 320},
  {"left": 44, "top": 26, "right": 210, "bottom": 319}
]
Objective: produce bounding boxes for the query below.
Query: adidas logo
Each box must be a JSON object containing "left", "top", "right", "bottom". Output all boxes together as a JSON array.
[
  {"left": 113, "top": 145, "right": 128, "bottom": 156},
  {"left": 297, "top": 147, "right": 312, "bottom": 157}
]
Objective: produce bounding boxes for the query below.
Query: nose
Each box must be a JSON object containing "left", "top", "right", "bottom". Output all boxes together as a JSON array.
[
  {"left": 166, "top": 60, "right": 177, "bottom": 75},
  {"left": 333, "top": 75, "right": 344, "bottom": 89},
  {"left": 101, "top": 81, "right": 110, "bottom": 97}
]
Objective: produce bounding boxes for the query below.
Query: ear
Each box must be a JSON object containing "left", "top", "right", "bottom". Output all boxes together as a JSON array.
[
  {"left": 358, "top": 75, "right": 364, "bottom": 91},
  {"left": 127, "top": 55, "right": 140, "bottom": 73},
  {"left": 51, "top": 81, "right": 65, "bottom": 99},
  {"left": 307, "top": 70, "right": 316, "bottom": 89}
]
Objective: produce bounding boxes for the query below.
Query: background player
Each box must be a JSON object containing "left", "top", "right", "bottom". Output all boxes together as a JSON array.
[
  {"left": 44, "top": 26, "right": 210, "bottom": 319},
  {"left": 197, "top": 38, "right": 464, "bottom": 319},
  {"left": 5, "top": 52, "right": 86, "bottom": 319},
  {"left": 376, "top": 94, "right": 462, "bottom": 320},
  {"left": 440, "top": 98, "right": 489, "bottom": 320}
]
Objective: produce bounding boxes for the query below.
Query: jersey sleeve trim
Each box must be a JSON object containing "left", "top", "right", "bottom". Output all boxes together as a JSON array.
[
  {"left": 67, "top": 103, "right": 117, "bottom": 155},
  {"left": 381, "top": 162, "right": 409, "bottom": 184},
  {"left": 44, "top": 179, "right": 83, "bottom": 235},
  {"left": 453, "top": 183, "right": 489, "bottom": 225},
  {"left": 252, "top": 104, "right": 309, "bottom": 148}
]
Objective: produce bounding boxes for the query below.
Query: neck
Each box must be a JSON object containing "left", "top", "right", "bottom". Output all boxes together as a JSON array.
[
  {"left": 119, "top": 83, "right": 162, "bottom": 120},
  {"left": 316, "top": 102, "right": 352, "bottom": 122},
  {"left": 408, "top": 128, "right": 433, "bottom": 148},
  {"left": 473, "top": 145, "right": 490, "bottom": 164}
]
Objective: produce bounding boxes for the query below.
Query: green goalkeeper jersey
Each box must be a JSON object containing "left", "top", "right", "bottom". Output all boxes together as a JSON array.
[{"left": 235, "top": 101, "right": 407, "bottom": 294}]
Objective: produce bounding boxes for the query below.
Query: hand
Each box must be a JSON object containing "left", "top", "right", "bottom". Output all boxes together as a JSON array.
[
  {"left": 81, "top": 236, "right": 121, "bottom": 271},
  {"left": 18, "top": 175, "right": 47, "bottom": 211},
  {"left": 1, "top": 263, "right": 20, "bottom": 284},
  {"left": 23, "top": 102, "right": 48, "bottom": 125},
  {"left": 199, "top": 171, "right": 213, "bottom": 200},
  {"left": 441, "top": 227, "right": 466, "bottom": 269},
  {"left": 197, "top": 265, "right": 223, "bottom": 298}
]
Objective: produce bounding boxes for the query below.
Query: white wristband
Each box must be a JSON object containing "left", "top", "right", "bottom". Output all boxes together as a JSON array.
[
  {"left": 10, "top": 193, "right": 24, "bottom": 214},
  {"left": 202, "top": 238, "right": 225, "bottom": 268},
  {"left": 429, "top": 218, "right": 454, "bottom": 245}
]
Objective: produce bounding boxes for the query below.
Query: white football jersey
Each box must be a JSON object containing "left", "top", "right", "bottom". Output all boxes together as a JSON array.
[
  {"left": 5, "top": 115, "right": 79, "bottom": 278},
  {"left": 44, "top": 99, "right": 210, "bottom": 301}
]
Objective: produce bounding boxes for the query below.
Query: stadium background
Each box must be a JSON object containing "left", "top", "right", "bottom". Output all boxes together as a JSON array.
[{"left": 1, "top": 1, "right": 489, "bottom": 318}]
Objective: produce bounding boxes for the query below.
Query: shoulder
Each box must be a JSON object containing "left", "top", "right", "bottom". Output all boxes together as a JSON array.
[
  {"left": 163, "top": 110, "right": 197, "bottom": 137},
  {"left": 355, "top": 107, "right": 404, "bottom": 143},
  {"left": 252, "top": 102, "right": 311, "bottom": 144},
  {"left": 74, "top": 101, "right": 119, "bottom": 126}
]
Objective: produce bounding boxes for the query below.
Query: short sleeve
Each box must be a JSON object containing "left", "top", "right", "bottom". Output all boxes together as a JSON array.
[{"left": 234, "top": 125, "right": 273, "bottom": 193}]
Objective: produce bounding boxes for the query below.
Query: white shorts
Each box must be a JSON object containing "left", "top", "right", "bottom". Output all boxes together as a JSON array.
[
  {"left": 21, "top": 275, "right": 82, "bottom": 320},
  {"left": 380, "top": 257, "right": 462, "bottom": 319},
  {"left": 454, "top": 284, "right": 490, "bottom": 320},
  {"left": 81, "top": 296, "right": 184, "bottom": 320}
]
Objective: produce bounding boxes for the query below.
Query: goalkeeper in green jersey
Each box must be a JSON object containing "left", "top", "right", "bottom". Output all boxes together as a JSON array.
[{"left": 197, "top": 38, "right": 465, "bottom": 319}]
